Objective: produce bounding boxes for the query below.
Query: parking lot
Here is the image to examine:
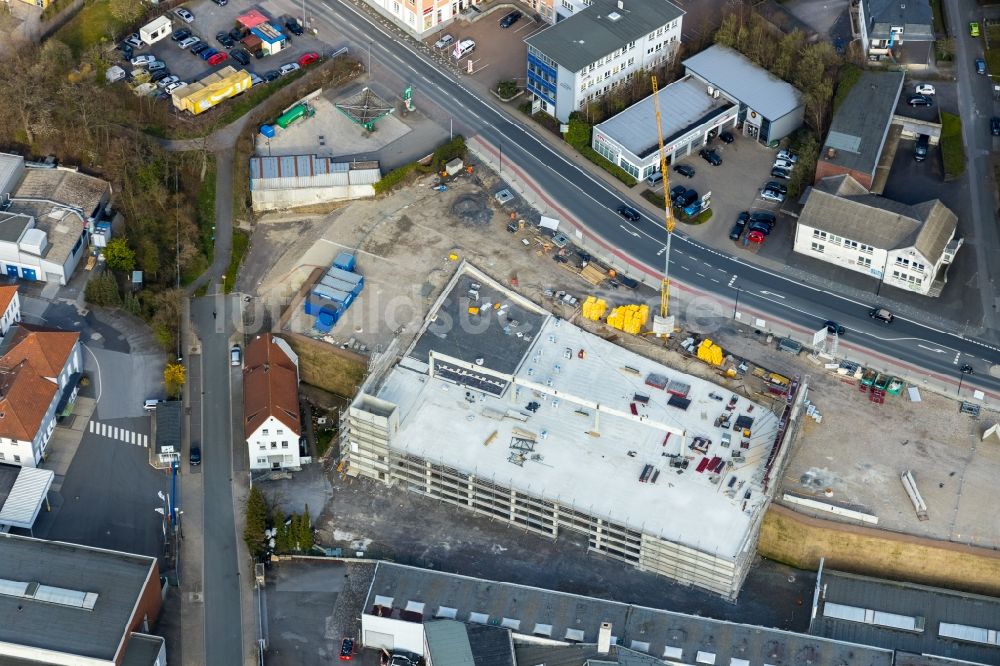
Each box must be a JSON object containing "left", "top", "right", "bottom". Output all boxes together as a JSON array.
[
  {"left": 121, "top": 0, "right": 327, "bottom": 96},
  {"left": 642, "top": 132, "right": 788, "bottom": 254},
  {"left": 426, "top": 5, "right": 545, "bottom": 83}
]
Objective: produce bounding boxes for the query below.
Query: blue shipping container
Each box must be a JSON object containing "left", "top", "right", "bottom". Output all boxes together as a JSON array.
[
  {"left": 326, "top": 265, "right": 363, "bottom": 286},
  {"left": 312, "top": 286, "right": 353, "bottom": 307},
  {"left": 320, "top": 275, "right": 361, "bottom": 297},
  {"left": 260, "top": 124, "right": 276, "bottom": 138},
  {"left": 333, "top": 252, "right": 356, "bottom": 272},
  {"left": 314, "top": 318, "right": 333, "bottom": 333}
]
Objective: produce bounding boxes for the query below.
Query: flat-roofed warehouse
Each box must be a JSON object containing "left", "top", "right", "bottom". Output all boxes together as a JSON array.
[{"left": 345, "top": 263, "right": 803, "bottom": 599}]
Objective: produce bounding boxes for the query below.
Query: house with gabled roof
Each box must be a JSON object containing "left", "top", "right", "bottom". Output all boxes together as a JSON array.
[
  {"left": 793, "top": 175, "right": 962, "bottom": 297},
  {"left": 243, "top": 333, "right": 302, "bottom": 471}
]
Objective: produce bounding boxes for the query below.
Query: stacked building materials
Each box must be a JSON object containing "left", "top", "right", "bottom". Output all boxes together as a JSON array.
[{"left": 304, "top": 253, "right": 363, "bottom": 332}]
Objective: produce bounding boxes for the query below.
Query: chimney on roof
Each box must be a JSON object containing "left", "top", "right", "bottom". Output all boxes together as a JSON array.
[
  {"left": 264, "top": 363, "right": 270, "bottom": 372},
  {"left": 617, "top": 0, "right": 624, "bottom": 8},
  {"left": 598, "top": 622, "right": 612, "bottom": 654},
  {"left": 826, "top": 147, "right": 837, "bottom": 159}
]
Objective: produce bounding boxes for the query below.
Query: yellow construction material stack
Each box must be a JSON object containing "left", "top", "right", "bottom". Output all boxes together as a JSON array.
[
  {"left": 697, "top": 339, "right": 724, "bottom": 366},
  {"left": 581, "top": 296, "right": 607, "bottom": 321},
  {"left": 606, "top": 304, "right": 649, "bottom": 335},
  {"left": 172, "top": 66, "right": 252, "bottom": 115}
]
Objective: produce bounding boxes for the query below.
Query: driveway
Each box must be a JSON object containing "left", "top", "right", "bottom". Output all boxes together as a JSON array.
[{"left": 436, "top": 5, "right": 545, "bottom": 84}]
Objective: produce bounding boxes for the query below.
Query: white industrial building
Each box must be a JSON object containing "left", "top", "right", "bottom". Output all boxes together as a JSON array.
[
  {"left": 139, "top": 16, "right": 173, "bottom": 45},
  {"left": 683, "top": 45, "right": 804, "bottom": 145},
  {"left": 592, "top": 75, "right": 739, "bottom": 181},
  {"left": 0, "top": 152, "right": 111, "bottom": 285},
  {"left": 525, "top": 0, "right": 684, "bottom": 122},
  {"left": 345, "top": 263, "right": 804, "bottom": 599},
  {"left": 249, "top": 155, "right": 381, "bottom": 212},
  {"left": 794, "top": 175, "right": 961, "bottom": 297}
]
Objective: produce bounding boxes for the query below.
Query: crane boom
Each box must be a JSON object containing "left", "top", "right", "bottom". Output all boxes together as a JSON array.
[{"left": 651, "top": 75, "right": 676, "bottom": 327}]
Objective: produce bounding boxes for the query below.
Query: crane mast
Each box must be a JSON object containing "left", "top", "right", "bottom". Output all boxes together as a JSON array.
[{"left": 651, "top": 75, "right": 676, "bottom": 335}]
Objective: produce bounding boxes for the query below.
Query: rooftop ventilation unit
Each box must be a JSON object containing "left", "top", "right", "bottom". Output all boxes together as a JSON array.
[{"left": 607, "top": 11, "right": 622, "bottom": 20}]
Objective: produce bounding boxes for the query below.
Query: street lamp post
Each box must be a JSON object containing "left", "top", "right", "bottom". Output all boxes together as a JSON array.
[
  {"left": 732, "top": 286, "right": 742, "bottom": 320},
  {"left": 875, "top": 251, "right": 891, "bottom": 298},
  {"left": 367, "top": 42, "right": 372, "bottom": 78},
  {"left": 499, "top": 142, "right": 503, "bottom": 175},
  {"left": 958, "top": 364, "right": 974, "bottom": 395}
]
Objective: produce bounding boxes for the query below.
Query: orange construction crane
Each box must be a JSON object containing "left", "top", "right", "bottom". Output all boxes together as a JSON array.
[{"left": 651, "top": 75, "right": 676, "bottom": 333}]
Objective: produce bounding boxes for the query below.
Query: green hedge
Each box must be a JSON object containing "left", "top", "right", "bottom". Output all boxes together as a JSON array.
[
  {"left": 682, "top": 208, "right": 713, "bottom": 225},
  {"left": 580, "top": 147, "right": 637, "bottom": 186},
  {"left": 940, "top": 112, "right": 966, "bottom": 178},
  {"left": 223, "top": 229, "right": 249, "bottom": 294},
  {"left": 373, "top": 136, "right": 467, "bottom": 195},
  {"left": 373, "top": 163, "right": 418, "bottom": 194}
]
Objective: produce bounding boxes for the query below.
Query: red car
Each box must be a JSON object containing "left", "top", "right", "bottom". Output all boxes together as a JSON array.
[
  {"left": 207, "top": 51, "right": 228, "bottom": 66},
  {"left": 340, "top": 638, "right": 354, "bottom": 660},
  {"left": 298, "top": 52, "right": 319, "bottom": 66}
]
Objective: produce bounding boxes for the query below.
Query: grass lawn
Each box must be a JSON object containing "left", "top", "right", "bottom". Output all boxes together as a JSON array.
[
  {"left": 54, "top": 0, "right": 121, "bottom": 57},
  {"left": 223, "top": 229, "right": 249, "bottom": 293},
  {"left": 181, "top": 163, "right": 216, "bottom": 285},
  {"left": 940, "top": 112, "right": 967, "bottom": 179}
]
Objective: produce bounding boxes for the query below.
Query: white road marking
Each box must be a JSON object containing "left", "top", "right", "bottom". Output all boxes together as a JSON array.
[{"left": 918, "top": 344, "right": 946, "bottom": 354}]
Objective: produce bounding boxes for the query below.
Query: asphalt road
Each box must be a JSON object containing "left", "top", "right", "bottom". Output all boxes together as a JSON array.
[
  {"left": 192, "top": 294, "right": 244, "bottom": 666},
  {"left": 312, "top": 0, "right": 1000, "bottom": 398}
]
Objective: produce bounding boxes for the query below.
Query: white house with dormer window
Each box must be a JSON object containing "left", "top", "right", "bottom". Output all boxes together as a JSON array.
[{"left": 243, "top": 333, "right": 302, "bottom": 471}]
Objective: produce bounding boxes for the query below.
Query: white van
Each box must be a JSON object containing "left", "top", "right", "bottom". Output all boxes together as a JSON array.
[
  {"left": 646, "top": 171, "right": 663, "bottom": 186},
  {"left": 452, "top": 39, "right": 475, "bottom": 59},
  {"left": 144, "top": 399, "right": 162, "bottom": 411},
  {"left": 231, "top": 344, "right": 241, "bottom": 366}
]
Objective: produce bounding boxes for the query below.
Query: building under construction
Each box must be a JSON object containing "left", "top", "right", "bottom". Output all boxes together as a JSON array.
[{"left": 344, "top": 263, "right": 801, "bottom": 599}]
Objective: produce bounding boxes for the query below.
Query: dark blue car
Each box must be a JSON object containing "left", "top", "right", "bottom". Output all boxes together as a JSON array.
[{"left": 200, "top": 47, "right": 219, "bottom": 61}]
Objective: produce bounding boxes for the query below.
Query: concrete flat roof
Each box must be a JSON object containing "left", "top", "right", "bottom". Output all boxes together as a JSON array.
[
  {"left": 365, "top": 562, "right": 895, "bottom": 666},
  {"left": 0, "top": 465, "right": 53, "bottom": 529},
  {"left": 0, "top": 534, "right": 156, "bottom": 661},
  {"left": 820, "top": 71, "right": 904, "bottom": 176},
  {"left": 810, "top": 569, "right": 1000, "bottom": 665},
  {"left": 375, "top": 266, "right": 780, "bottom": 558},
  {"left": 596, "top": 76, "right": 735, "bottom": 159}
]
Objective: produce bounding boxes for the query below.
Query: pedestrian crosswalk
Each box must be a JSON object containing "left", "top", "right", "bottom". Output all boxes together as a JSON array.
[{"left": 88, "top": 421, "right": 149, "bottom": 447}]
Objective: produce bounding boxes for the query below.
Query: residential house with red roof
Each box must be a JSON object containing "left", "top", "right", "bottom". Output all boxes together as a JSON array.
[
  {"left": 243, "top": 333, "right": 302, "bottom": 471},
  {"left": 0, "top": 322, "right": 82, "bottom": 466}
]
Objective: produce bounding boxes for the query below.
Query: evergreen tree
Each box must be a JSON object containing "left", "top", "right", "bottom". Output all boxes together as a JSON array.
[
  {"left": 299, "top": 505, "right": 314, "bottom": 552},
  {"left": 243, "top": 487, "right": 268, "bottom": 557},
  {"left": 273, "top": 509, "right": 289, "bottom": 553}
]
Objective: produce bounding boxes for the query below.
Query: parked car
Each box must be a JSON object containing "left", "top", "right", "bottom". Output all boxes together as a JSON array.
[
  {"left": 212, "top": 0, "right": 228, "bottom": 5},
  {"left": 825, "top": 321, "right": 846, "bottom": 336},
  {"left": 229, "top": 27, "right": 245, "bottom": 41},
  {"left": 699, "top": 148, "right": 722, "bottom": 165},
  {"left": 165, "top": 81, "right": 186, "bottom": 93},
  {"left": 191, "top": 42, "right": 210, "bottom": 55},
  {"left": 776, "top": 149, "right": 797, "bottom": 163},
  {"left": 908, "top": 94, "right": 933, "bottom": 107},
  {"left": 773, "top": 158, "right": 795, "bottom": 170},
  {"left": 673, "top": 163, "right": 695, "bottom": 178},
  {"left": 669, "top": 184, "right": 687, "bottom": 203},
  {"left": 868, "top": 307, "right": 894, "bottom": 324},
  {"left": 143, "top": 399, "right": 163, "bottom": 411},
  {"left": 125, "top": 33, "right": 145, "bottom": 48},
  {"left": 616, "top": 205, "right": 641, "bottom": 222},
  {"left": 207, "top": 51, "right": 228, "bottom": 66},
  {"left": 130, "top": 54, "right": 156, "bottom": 67},
  {"left": 250, "top": 72, "right": 264, "bottom": 86},
  {"left": 199, "top": 47, "right": 219, "bottom": 61},
  {"left": 645, "top": 171, "right": 663, "bottom": 187},
  {"left": 719, "top": 131, "right": 734, "bottom": 144},
  {"left": 676, "top": 189, "right": 698, "bottom": 208},
  {"left": 216, "top": 31, "right": 234, "bottom": 48},
  {"left": 178, "top": 36, "right": 199, "bottom": 49},
  {"left": 340, "top": 638, "right": 354, "bottom": 661},
  {"left": 231, "top": 48, "right": 250, "bottom": 65},
  {"left": 172, "top": 28, "right": 191, "bottom": 42},
  {"left": 147, "top": 60, "right": 166, "bottom": 71},
  {"left": 764, "top": 180, "right": 787, "bottom": 195},
  {"left": 976, "top": 58, "right": 987, "bottom": 75},
  {"left": 992, "top": 117, "right": 1000, "bottom": 136},
  {"left": 499, "top": 10, "right": 522, "bottom": 28},
  {"left": 747, "top": 220, "right": 772, "bottom": 236},
  {"left": 750, "top": 211, "right": 776, "bottom": 226},
  {"left": 189, "top": 445, "right": 201, "bottom": 466},
  {"left": 970, "top": 21, "right": 981, "bottom": 37},
  {"left": 174, "top": 7, "right": 195, "bottom": 22},
  {"left": 729, "top": 211, "right": 749, "bottom": 241},
  {"left": 298, "top": 52, "right": 320, "bottom": 66},
  {"left": 434, "top": 34, "right": 454, "bottom": 49},
  {"left": 285, "top": 17, "right": 304, "bottom": 35},
  {"left": 914, "top": 133, "right": 929, "bottom": 161},
  {"left": 231, "top": 345, "right": 241, "bottom": 366},
  {"left": 915, "top": 83, "right": 935, "bottom": 96},
  {"left": 760, "top": 188, "right": 784, "bottom": 203},
  {"left": 264, "top": 69, "right": 281, "bottom": 81},
  {"left": 279, "top": 62, "right": 301, "bottom": 75},
  {"left": 150, "top": 70, "right": 172, "bottom": 83},
  {"left": 770, "top": 166, "right": 791, "bottom": 179}
]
